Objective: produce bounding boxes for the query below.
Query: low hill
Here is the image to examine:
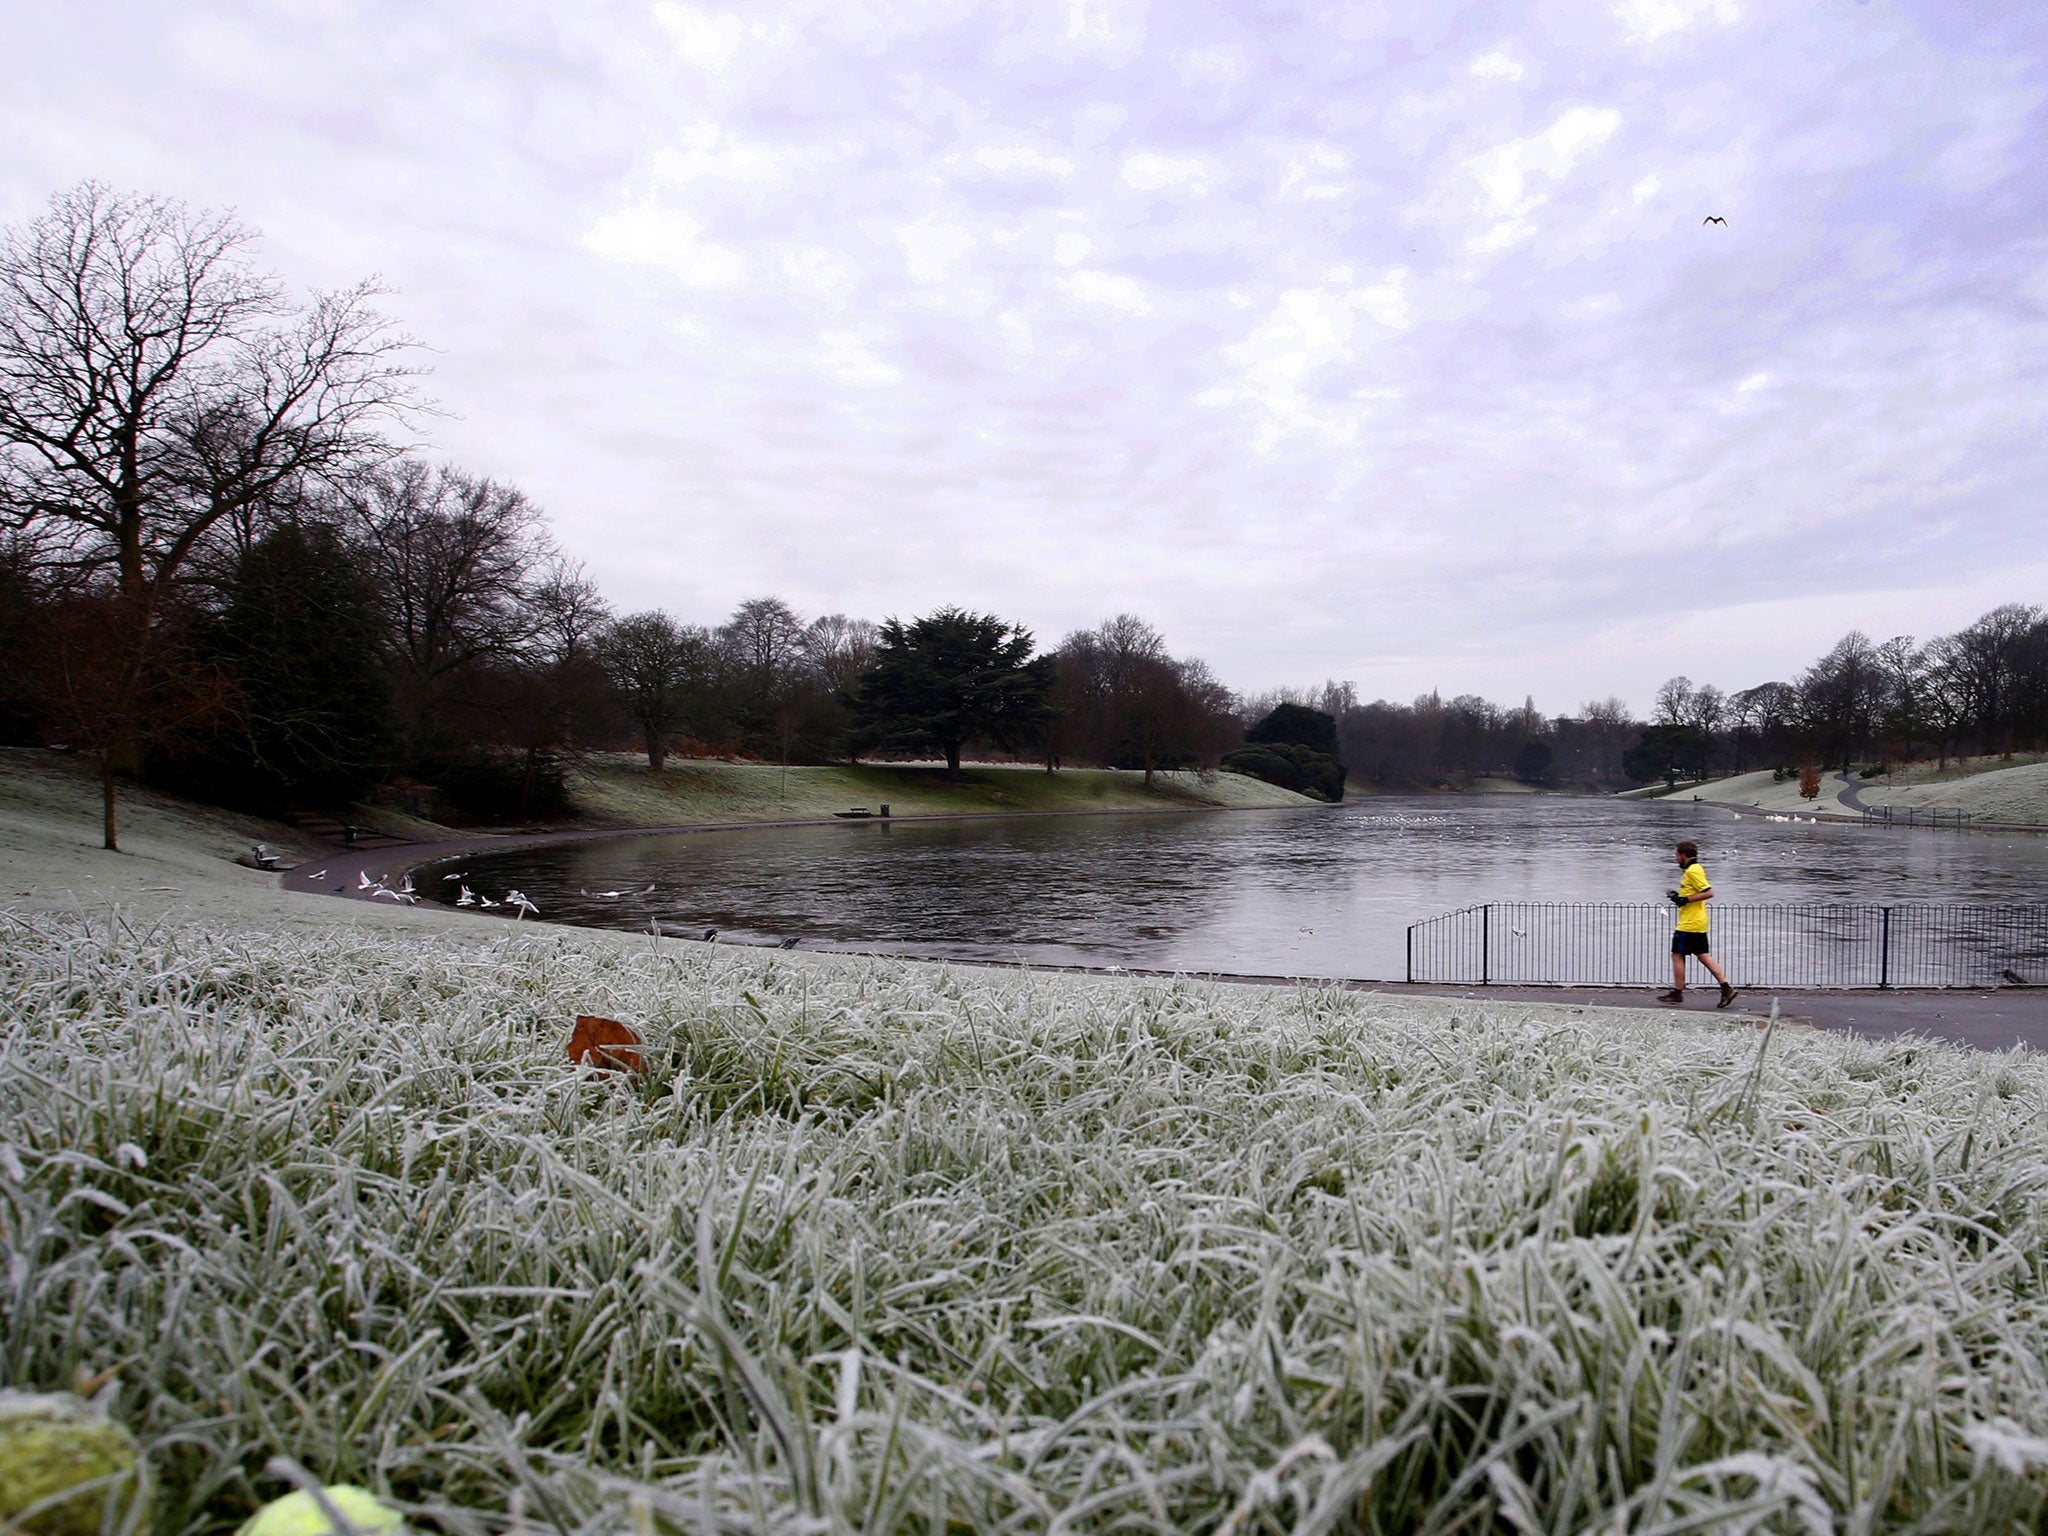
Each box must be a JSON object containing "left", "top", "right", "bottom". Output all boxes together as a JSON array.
[{"left": 567, "top": 755, "right": 1313, "bottom": 827}]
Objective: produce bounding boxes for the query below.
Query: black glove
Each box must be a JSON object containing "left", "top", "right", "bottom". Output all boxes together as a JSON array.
[{"left": 1666, "top": 889, "right": 1686, "bottom": 906}]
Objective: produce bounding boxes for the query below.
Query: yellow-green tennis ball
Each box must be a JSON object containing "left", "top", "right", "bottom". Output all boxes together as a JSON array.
[
  {"left": 0, "top": 1390, "right": 146, "bottom": 1536},
  {"left": 236, "top": 1485, "right": 405, "bottom": 1536}
]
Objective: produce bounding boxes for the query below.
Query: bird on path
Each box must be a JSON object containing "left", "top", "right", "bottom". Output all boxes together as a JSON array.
[
  {"left": 778, "top": 937, "right": 799, "bottom": 949},
  {"left": 1703, "top": 215, "right": 1727, "bottom": 225},
  {"left": 702, "top": 927, "right": 718, "bottom": 942}
]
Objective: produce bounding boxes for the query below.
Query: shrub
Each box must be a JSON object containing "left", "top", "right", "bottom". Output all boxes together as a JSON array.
[{"left": 1222, "top": 742, "right": 1345, "bottom": 801}]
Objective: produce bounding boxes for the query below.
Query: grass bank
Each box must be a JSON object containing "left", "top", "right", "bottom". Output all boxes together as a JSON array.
[
  {"left": 567, "top": 755, "right": 1312, "bottom": 829},
  {"left": 1685, "top": 758, "right": 2048, "bottom": 824}
]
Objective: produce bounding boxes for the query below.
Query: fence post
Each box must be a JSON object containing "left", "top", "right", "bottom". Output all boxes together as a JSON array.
[
  {"left": 1482, "top": 904, "right": 1491, "bottom": 986},
  {"left": 1406, "top": 924, "right": 1414, "bottom": 984},
  {"left": 1879, "top": 906, "right": 1891, "bottom": 990}
]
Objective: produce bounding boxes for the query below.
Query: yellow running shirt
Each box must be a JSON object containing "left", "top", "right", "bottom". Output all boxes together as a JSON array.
[{"left": 1676, "top": 861, "right": 1711, "bottom": 933}]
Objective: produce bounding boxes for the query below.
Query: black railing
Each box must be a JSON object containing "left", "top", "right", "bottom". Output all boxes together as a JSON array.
[
  {"left": 1405, "top": 903, "right": 2048, "bottom": 989},
  {"left": 1860, "top": 805, "right": 1974, "bottom": 828}
]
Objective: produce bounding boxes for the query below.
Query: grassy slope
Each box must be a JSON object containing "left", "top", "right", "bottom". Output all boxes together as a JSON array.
[
  {"left": 0, "top": 748, "right": 321, "bottom": 903},
  {"left": 567, "top": 754, "right": 1312, "bottom": 827},
  {"left": 1852, "top": 756, "right": 2048, "bottom": 824},
  {"left": 1688, "top": 757, "right": 2048, "bottom": 824},
  {"left": 1679, "top": 768, "right": 1849, "bottom": 813}
]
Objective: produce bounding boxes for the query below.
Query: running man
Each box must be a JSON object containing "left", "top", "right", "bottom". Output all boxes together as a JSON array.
[{"left": 1660, "top": 840, "right": 1738, "bottom": 1008}]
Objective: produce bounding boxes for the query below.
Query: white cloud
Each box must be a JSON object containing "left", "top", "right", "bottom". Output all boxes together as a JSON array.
[
  {"left": 1469, "top": 220, "right": 1536, "bottom": 254},
  {"left": 581, "top": 206, "right": 747, "bottom": 287},
  {"left": 1632, "top": 172, "right": 1662, "bottom": 204},
  {"left": 896, "top": 215, "right": 977, "bottom": 285},
  {"left": 973, "top": 143, "right": 1077, "bottom": 180},
  {"left": 809, "top": 328, "right": 902, "bottom": 389},
  {"left": 775, "top": 243, "right": 862, "bottom": 303},
  {"left": 1200, "top": 275, "right": 1408, "bottom": 450},
  {"left": 1064, "top": 268, "right": 1152, "bottom": 315},
  {"left": 651, "top": 3, "right": 792, "bottom": 76},
  {"left": 1612, "top": 0, "right": 1740, "bottom": 45},
  {"left": 641, "top": 122, "right": 843, "bottom": 199},
  {"left": 1121, "top": 151, "right": 1218, "bottom": 195},
  {"left": 1063, "top": 0, "right": 1146, "bottom": 58},
  {"left": 1470, "top": 51, "right": 1526, "bottom": 82},
  {"left": 1466, "top": 106, "right": 1624, "bottom": 220},
  {"left": 1174, "top": 45, "right": 1250, "bottom": 88},
  {"left": 1277, "top": 143, "right": 1349, "bottom": 201},
  {"left": 1052, "top": 232, "right": 1093, "bottom": 267}
]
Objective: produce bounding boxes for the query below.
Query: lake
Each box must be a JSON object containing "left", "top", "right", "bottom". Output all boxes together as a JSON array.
[{"left": 425, "top": 795, "right": 2048, "bottom": 981}]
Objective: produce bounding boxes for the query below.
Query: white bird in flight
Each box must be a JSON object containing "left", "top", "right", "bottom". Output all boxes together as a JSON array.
[
  {"left": 506, "top": 890, "right": 539, "bottom": 920},
  {"left": 456, "top": 886, "right": 477, "bottom": 907}
]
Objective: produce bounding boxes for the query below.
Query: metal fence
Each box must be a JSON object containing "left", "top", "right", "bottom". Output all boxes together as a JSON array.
[
  {"left": 1859, "top": 806, "right": 1974, "bottom": 828},
  {"left": 1405, "top": 903, "right": 2048, "bottom": 989}
]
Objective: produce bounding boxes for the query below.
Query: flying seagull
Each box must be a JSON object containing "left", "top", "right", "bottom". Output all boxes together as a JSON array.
[{"left": 1703, "top": 215, "right": 1727, "bottom": 225}]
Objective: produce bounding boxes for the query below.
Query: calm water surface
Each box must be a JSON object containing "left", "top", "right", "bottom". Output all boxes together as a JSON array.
[{"left": 428, "top": 797, "right": 2048, "bottom": 981}]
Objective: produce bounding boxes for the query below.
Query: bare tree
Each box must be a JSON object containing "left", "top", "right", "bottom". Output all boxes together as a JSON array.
[
  {"left": 801, "top": 613, "right": 878, "bottom": 698},
  {"left": 0, "top": 182, "right": 418, "bottom": 604},
  {"left": 1651, "top": 676, "right": 1697, "bottom": 728},
  {"left": 343, "top": 460, "right": 556, "bottom": 748},
  {"left": 598, "top": 611, "right": 715, "bottom": 771},
  {"left": 719, "top": 597, "right": 808, "bottom": 694},
  {"left": 0, "top": 182, "right": 418, "bottom": 845}
]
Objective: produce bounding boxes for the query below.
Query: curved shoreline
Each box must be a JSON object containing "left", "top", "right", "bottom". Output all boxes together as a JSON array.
[{"left": 279, "top": 799, "right": 1331, "bottom": 904}]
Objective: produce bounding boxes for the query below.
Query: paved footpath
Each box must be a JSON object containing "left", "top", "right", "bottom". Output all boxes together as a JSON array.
[
  {"left": 1346, "top": 982, "right": 2048, "bottom": 1052},
  {"left": 284, "top": 827, "right": 2048, "bottom": 1056}
]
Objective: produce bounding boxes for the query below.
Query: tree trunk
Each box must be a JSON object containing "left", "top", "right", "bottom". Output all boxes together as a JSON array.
[
  {"left": 101, "top": 754, "right": 119, "bottom": 852},
  {"left": 944, "top": 741, "right": 961, "bottom": 778},
  {"left": 646, "top": 727, "right": 667, "bottom": 773}
]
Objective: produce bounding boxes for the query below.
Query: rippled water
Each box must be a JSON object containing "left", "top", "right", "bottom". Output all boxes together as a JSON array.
[{"left": 426, "top": 796, "right": 2048, "bottom": 980}]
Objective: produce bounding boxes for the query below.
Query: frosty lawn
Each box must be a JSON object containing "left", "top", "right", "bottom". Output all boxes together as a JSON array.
[{"left": 5, "top": 909, "right": 2048, "bottom": 1533}]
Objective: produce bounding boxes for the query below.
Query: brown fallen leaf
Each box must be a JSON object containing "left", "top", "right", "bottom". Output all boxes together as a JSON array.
[{"left": 568, "top": 1015, "right": 647, "bottom": 1074}]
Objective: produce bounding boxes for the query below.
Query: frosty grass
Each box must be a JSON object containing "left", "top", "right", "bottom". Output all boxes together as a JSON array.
[{"left": 6, "top": 907, "right": 2048, "bottom": 1533}]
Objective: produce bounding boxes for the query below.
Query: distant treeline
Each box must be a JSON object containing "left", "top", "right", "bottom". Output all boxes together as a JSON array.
[
  {"left": 1245, "top": 603, "right": 2048, "bottom": 795},
  {"left": 1615, "top": 612, "right": 2048, "bottom": 787}
]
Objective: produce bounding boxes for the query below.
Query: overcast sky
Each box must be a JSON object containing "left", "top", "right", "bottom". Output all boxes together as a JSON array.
[{"left": 8, "top": 0, "right": 2046, "bottom": 714}]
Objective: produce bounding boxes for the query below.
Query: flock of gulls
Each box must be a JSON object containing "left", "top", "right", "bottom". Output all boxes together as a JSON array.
[{"left": 327, "top": 860, "right": 763, "bottom": 944}]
